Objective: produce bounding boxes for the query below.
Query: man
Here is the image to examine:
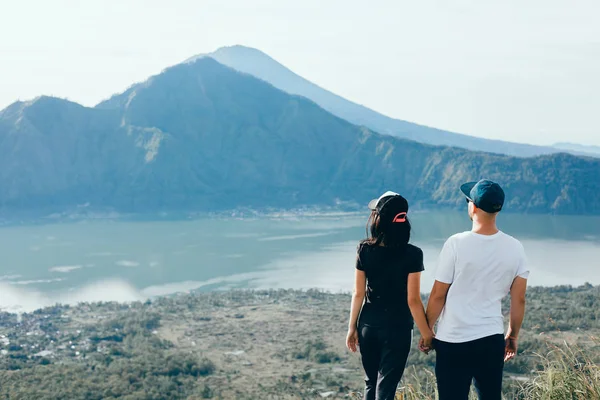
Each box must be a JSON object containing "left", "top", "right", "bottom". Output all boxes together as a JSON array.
[{"left": 424, "top": 179, "right": 529, "bottom": 400}]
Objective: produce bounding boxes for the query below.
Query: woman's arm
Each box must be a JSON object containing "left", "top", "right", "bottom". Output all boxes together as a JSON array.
[
  {"left": 407, "top": 272, "right": 434, "bottom": 350},
  {"left": 346, "top": 269, "right": 366, "bottom": 352}
]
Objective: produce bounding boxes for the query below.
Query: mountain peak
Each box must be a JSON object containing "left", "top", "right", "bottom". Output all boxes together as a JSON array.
[
  {"left": 0, "top": 96, "right": 82, "bottom": 121},
  {"left": 213, "top": 44, "right": 268, "bottom": 56},
  {"left": 185, "top": 44, "right": 276, "bottom": 66},
  {"left": 189, "top": 46, "right": 597, "bottom": 159}
]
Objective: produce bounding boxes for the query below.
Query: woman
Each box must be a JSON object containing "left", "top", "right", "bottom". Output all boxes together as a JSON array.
[{"left": 346, "top": 191, "right": 433, "bottom": 400}]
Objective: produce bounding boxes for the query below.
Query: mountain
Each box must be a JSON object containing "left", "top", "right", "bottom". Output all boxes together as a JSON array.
[
  {"left": 1, "top": 58, "right": 600, "bottom": 215},
  {"left": 0, "top": 97, "right": 133, "bottom": 210},
  {"left": 192, "top": 45, "right": 593, "bottom": 159},
  {"left": 553, "top": 142, "right": 600, "bottom": 157}
]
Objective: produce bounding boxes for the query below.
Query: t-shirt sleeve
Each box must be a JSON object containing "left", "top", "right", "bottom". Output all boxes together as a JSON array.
[
  {"left": 515, "top": 242, "right": 530, "bottom": 279},
  {"left": 435, "top": 237, "right": 456, "bottom": 284},
  {"left": 408, "top": 247, "right": 425, "bottom": 273},
  {"left": 355, "top": 244, "right": 365, "bottom": 271}
]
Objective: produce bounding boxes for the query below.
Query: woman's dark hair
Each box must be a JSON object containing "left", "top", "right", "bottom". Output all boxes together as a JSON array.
[{"left": 362, "top": 201, "right": 411, "bottom": 248}]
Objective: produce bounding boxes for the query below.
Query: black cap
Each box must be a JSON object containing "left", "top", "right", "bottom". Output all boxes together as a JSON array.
[
  {"left": 460, "top": 179, "right": 505, "bottom": 213},
  {"left": 368, "top": 191, "right": 409, "bottom": 223}
]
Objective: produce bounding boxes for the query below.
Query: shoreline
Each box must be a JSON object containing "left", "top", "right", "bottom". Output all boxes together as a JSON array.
[{"left": 1, "top": 282, "right": 596, "bottom": 315}]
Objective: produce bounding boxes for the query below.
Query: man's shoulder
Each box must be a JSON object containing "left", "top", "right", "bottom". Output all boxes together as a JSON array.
[
  {"left": 446, "top": 231, "right": 472, "bottom": 244},
  {"left": 498, "top": 231, "right": 525, "bottom": 249}
]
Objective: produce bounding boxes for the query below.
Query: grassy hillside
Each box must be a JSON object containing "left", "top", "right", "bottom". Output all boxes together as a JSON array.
[{"left": 0, "top": 285, "right": 597, "bottom": 399}]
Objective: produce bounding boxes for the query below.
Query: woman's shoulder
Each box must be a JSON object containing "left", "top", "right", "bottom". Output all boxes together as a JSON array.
[
  {"left": 406, "top": 243, "right": 423, "bottom": 252},
  {"left": 357, "top": 240, "right": 375, "bottom": 252},
  {"left": 405, "top": 244, "right": 424, "bottom": 258}
]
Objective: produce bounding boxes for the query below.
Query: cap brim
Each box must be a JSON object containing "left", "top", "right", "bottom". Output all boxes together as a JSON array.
[
  {"left": 460, "top": 182, "right": 477, "bottom": 199},
  {"left": 368, "top": 199, "right": 378, "bottom": 210}
]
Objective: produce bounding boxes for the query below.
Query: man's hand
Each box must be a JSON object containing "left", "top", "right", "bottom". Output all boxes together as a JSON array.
[
  {"left": 346, "top": 328, "right": 359, "bottom": 353},
  {"left": 506, "top": 276, "right": 527, "bottom": 362},
  {"left": 504, "top": 335, "right": 518, "bottom": 362}
]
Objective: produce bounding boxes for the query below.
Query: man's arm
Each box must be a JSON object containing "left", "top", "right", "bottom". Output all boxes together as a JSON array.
[
  {"left": 505, "top": 276, "right": 527, "bottom": 361},
  {"left": 426, "top": 237, "right": 455, "bottom": 331},
  {"left": 426, "top": 280, "right": 451, "bottom": 331}
]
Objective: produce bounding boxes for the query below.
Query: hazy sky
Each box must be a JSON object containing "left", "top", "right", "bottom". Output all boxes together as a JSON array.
[{"left": 1, "top": 0, "right": 599, "bottom": 146}]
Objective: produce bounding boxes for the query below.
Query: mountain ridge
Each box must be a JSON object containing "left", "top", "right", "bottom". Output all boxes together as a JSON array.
[
  {"left": 553, "top": 142, "right": 600, "bottom": 156},
  {"left": 1, "top": 57, "right": 599, "bottom": 215},
  {"left": 195, "top": 45, "right": 596, "bottom": 159}
]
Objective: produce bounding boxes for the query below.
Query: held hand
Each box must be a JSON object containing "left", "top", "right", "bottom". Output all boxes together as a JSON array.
[
  {"left": 346, "top": 328, "right": 359, "bottom": 353},
  {"left": 504, "top": 335, "right": 518, "bottom": 362},
  {"left": 418, "top": 331, "right": 434, "bottom": 354}
]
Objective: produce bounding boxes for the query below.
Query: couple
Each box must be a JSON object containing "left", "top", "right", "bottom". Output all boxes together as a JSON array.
[{"left": 346, "top": 179, "right": 529, "bottom": 400}]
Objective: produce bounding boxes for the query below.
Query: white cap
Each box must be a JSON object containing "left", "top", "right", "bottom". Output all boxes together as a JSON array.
[{"left": 368, "top": 191, "right": 400, "bottom": 210}]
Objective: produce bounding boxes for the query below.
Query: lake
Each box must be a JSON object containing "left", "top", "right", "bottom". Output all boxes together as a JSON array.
[{"left": 0, "top": 211, "right": 599, "bottom": 312}]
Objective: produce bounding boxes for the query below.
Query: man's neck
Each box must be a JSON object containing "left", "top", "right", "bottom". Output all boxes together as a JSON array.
[{"left": 471, "top": 220, "right": 499, "bottom": 236}]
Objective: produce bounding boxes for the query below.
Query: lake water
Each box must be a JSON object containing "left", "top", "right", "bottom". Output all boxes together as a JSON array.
[{"left": 0, "top": 211, "right": 599, "bottom": 312}]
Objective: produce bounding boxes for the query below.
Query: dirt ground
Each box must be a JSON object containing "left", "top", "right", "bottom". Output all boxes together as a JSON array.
[{"left": 156, "top": 291, "right": 366, "bottom": 399}]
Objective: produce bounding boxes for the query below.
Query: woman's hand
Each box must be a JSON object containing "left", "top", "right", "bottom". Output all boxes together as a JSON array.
[
  {"left": 346, "top": 328, "right": 359, "bottom": 353},
  {"left": 418, "top": 330, "right": 434, "bottom": 354}
]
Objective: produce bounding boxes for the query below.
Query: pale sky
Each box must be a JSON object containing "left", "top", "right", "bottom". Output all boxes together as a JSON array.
[{"left": 1, "top": 0, "right": 599, "bottom": 146}]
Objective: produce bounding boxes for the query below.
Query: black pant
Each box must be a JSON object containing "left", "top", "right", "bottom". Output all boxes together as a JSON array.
[
  {"left": 358, "top": 324, "right": 412, "bottom": 400},
  {"left": 434, "top": 334, "right": 505, "bottom": 400}
]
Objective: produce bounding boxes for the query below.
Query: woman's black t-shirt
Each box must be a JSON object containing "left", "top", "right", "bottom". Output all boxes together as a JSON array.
[{"left": 356, "top": 243, "right": 424, "bottom": 329}]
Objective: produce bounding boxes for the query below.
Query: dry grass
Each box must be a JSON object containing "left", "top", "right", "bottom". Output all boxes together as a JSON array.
[
  {"left": 349, "top": 341, "right": 600, "bottom": 400},
  {"left": 519, "top": 340, "right": 600, "bottom": 400}
]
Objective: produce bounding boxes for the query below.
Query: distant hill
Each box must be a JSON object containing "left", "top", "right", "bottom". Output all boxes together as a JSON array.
[
  {"left": 1, "top": 58, "right": 599, "bottom": 215},
  {"left": 553, "top": 142, "right": 600, "bottom": 157},
  {"left": 191, "top": 45, "right": 594, "bottom": 159}
]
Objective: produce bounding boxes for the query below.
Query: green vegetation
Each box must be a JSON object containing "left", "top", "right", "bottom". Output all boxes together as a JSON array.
[
  {"left": 0, "top": 285, "right": 597, "bottom": 399},
  {"left": 291, "top": 339, "right": 342, "bottom": 364}
]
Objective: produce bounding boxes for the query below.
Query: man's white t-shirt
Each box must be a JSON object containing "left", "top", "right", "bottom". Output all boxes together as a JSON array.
[{"left": 434, "top": 231, "right": 529, "bottom": 343}]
